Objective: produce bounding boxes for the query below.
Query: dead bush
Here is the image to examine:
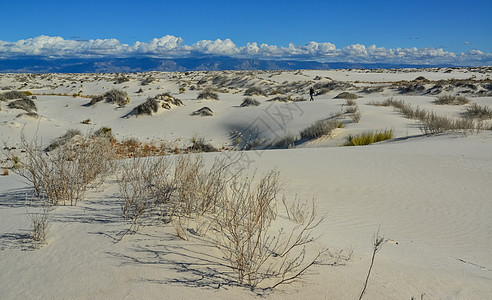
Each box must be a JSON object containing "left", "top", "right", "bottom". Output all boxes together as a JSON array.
[{"left": 10, "top": 133, "right": 115, "bottom": 206}]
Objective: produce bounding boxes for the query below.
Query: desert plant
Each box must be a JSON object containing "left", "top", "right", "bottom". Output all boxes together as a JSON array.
[
  {"left": 93, "top": 127, "right": 113, "bottom": 139},
  {"left": 104, "top": 89, "right": 130, "bottom": 106},
  {"left": 44, "top": 129, "right": 82, "bottom": 152},
  {"left": 300, "top": 119, "right": 343, "bottom": 140},
  {"left": 131, "top": 98, "right": 159, "bottom": 116},
  {"left": 240, "top": 97, "right": 261, "bottom": 107},
  {"left": 117, "top": 158, "right": 152, "bottom": 232},
  {"left": 27, "top": 205, "right": 51, "bottom": 248},
  {"left": 141, "top": 76, "right": 155, "bottom": 86},
  {"left": 463, "top": 103, "right": 492, "bottom": 119},
  {"left": 88, "top": 89, "right": 130, "bottom": 106},
  {"left": 0, "top": 90, "right": 28, "bottom": 101},
  {"left": 359, "top": 230, "right": 386, "bottom": 300},
  {"left": 335, "top": 92, "right": 358, "bottom": 100},
  {"left": 345, "top": 98, "right": 357, "bottom": 106},
  {"left": 212, "top": 171, "right": 327, "bottom": 289},
  {"left": 345, "top": 105, "right": 358, "bottom": 114},
  {"left": 191, "top": 107, "right": 214, "bottom": 116},
  {"left": 434, "top": 94, "right": 469, "bottom": 105},
  {"left": 271, "top": 134, "right": 298, "bottom": 149},
  {"left": 197, "top": 89, "right": 219, "bottom": 100},
  {"left": 189, "top": 136, "right": 218, "bottom": 153},
  {"left": 344, "top": 129, "right": 394, "bottom": 146},
  {"left": 351, "top": 110, "right": 362, "bottom": 123},
  {"left": 244, "top": 86, "right": 267, "bottom": 96},
  {"left": 7, "top": 98, "right": 37, "bottom": 112},
  {"left": 11, "top": 132, "right": 115, "bottom": 206}
]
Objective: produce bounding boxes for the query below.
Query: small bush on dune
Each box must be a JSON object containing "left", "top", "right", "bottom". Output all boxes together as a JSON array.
[
  {"left": 44, "top": 129, "right": 82, "bottom": 152},
  {"left": 351, "top": 110, "right": 362, "bottom": 123},
  {"left": 27, "top": 206, "right": 50, "bottom": 248},
  {"left": 271, "top": 134, "right": 298, "bottom": 149},
  {"left": 335, "top": 92, "right": 359, "bottom": 100},
  {"left": 197, "top": 89, "right": 219, "bottom": 100},
  {"left": 7, "top": 98, "right": 37, "bottom": 112},
  {"left": 10, "top": 132, "right": 116, "bottom": 206},
  {"left": 434, "top": 94, "right": 469, "bottom": 105},
  {"left": 300, "top": 119, "right": 343, "bottom": 140},
  {"left": 0, "top": 90, "right": 28, "bottom": 101},
  {"left": 244, "top": 86, "right": 267, "bottom": 96},
  {"left": 463, "top": 103, "right": 492, "bottom": 120},
  {"left": 344, "top": 129, "right": 394, "bottom": 146},
  {"left": 88, "top": 89, "right": 130, "bottom": 107},
  {"left": 104, "top": 89, "right": 130, "bottom": 106},
  {"left": 189, "top": 136, "right": 218, "bottom": 152},
  {"left": 131, "top": 98, "right": 159, "bottom": 116},
  {"left": 240, "top": 97, "right": 261, "bottom": 107},
  {"left": 191, "top": 106, "right": 214, "bottom": 116},
  {"left": 345, "top": 99, "right": 357, "bottom": 106}
]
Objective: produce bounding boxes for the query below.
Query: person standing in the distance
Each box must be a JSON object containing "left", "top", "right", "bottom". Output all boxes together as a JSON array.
[{"left": 309, "top": 87, "right": 315, "bottom": 101}]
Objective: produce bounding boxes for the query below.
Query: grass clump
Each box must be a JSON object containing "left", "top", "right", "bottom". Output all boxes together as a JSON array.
[
  {"left": 434, "top": 94, "right": 469, "bottom": 105},
  {"left": 463, "top": 103, "right": 492, "bottom": 120},
  {"left": 344, "top": 129, "right": 394, "bottom": 146},
  {"left": 335, "top": 92, "right": 359, "bottom": 100},
  {"left": 0, "top": 90, "right": 28, "bottom": 101},
  {"left": 88, "top": 89, "right": 130, "bottom": 106},
  {"left": 300, "top": 119, "right": 343, "bottom": 140},
  {"left": 7, "top": 98, "right": 37, "bottom": 112},
  {"left": 271, "top": 134, "right": 298, "bottom": 149},
  {"left": 244, "top": 86, "right": 267, "bottom": 96},
  {"left": 240, "top": 97, "right": 261, "bottom": 107},
  {"left": 197, "top": 89, "right": 219, "bottom": 100},
  {"left": 189, "top": 136, "right": 218, "bottom": 152}
]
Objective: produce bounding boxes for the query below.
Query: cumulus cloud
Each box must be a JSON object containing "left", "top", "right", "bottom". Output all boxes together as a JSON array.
[{"left": 0, "top": 35, "right": 490, "bottom": 65}]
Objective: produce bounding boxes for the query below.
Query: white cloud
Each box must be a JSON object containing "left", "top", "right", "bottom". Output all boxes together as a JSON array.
[{"left": 0, "top": 35, "right": 490, "bottom": 66}]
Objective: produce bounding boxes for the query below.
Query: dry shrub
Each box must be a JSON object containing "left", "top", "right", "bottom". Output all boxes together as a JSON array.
[
  {"left": 117, "top": 158, "right": 153, "bottom": 231},
  {"left": 244, "top": 86, "right": 267, "bottom": 96},
  {"left": 7, "top": 98, "right": 37, "bottom": 112},
  {"left": 300, "top": 119, "right": 343, "bottom": 140},
  {"left": 463, "top": 103, "right": 492, "bottom": 120},
  {"left": 88, "top": 89, "right": 130, "bottom": 106},
  {"left": 351, "top": 110, "right": 362, "bottom": 123},
  {"left": 197, "top": 89, "right": 219, "bottom": 100},
  {"left": 27, "top": 205, "right": 50, "bottom": 248},
  {"left": 11, "top": 133, "right": 115, "bottom": 206},
  {"left": 212, "top": 170, "right": 327, "bottom": 289},
  {"left": 434, "top": 94, "right": 469, "bottom": 105},
  {"left": 335, "top": 92, "right": 358, "bottom": 100},
  {"left": 240, "top": 97, "right": 261, "bottom": 107}
]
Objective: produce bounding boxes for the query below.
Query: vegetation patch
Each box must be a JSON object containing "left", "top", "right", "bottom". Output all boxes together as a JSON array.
[
  {"left": 7, "top": 98, "right": 37, "bottom": 112},
  {"left": 434, "top": 94, "right": 469, "bottom": 105},
  {"left": 300, "top": 119, "right": 344, "bottom": 140},
  {"left": 240, "top": 97, "right": 261, "bottom": 107},
  {"left": 335, "top": 92, "right": 359, "bottom": 100},
  {"left": 344, "top": 129, "right": 394, "bottom": 146}
]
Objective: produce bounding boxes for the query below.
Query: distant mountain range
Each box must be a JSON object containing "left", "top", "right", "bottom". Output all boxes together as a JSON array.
[{"left": 0, "top": 56, "right": 457, "bottom": 73}]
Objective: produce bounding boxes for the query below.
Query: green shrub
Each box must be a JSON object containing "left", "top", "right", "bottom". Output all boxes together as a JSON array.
[{"left": 344, "top": 129, "right": 394, "bottom": 146}]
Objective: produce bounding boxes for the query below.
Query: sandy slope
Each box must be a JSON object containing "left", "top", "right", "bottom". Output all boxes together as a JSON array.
[{"left": 0, "top": 68, "right": 491, "bottom": 299}]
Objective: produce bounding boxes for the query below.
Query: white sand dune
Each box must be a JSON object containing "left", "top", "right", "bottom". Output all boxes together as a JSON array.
[{"left": 1, "top": 68, "right": 491, "bottom": 299}]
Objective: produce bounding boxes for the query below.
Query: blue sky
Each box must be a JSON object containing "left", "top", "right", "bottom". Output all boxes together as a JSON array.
[{"left": 1, "top": 0, "right": 491, "bottom": 65}]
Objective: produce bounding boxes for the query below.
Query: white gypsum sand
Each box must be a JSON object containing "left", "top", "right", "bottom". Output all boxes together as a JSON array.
[{"left": 0, "top": 67, "right": 491, "bottom": 299}]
